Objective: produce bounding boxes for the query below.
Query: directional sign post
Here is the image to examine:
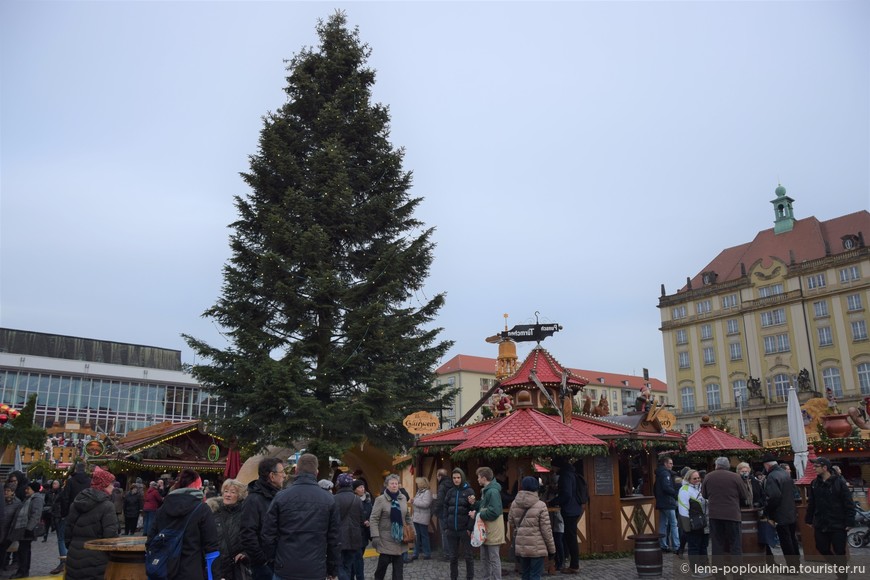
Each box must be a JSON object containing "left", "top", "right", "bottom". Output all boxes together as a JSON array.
[{"left": 500, "top": 322, "right": 562, "bottom": 343}]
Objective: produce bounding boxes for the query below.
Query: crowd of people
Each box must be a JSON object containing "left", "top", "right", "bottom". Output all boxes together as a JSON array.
[
  {"left": 654, "top": 452, "right": 858, "bottom": 580},
  {"left": 0, "top": 449, "right": 858, "bottom": 580}
]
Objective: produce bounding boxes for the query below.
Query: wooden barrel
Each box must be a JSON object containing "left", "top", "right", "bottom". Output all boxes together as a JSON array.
[
  {"left": 85, "top": 536, "right": 147, "bottom": 580},
  {"left": 628, "top": 534, "right": 664, "bottom": 578},
  {"left": 740, "top": 508, "right": 765, "bottom": 564}
]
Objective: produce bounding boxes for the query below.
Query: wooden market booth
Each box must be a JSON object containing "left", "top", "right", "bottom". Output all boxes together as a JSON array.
[
  {"left": 413, "top": 344, "right": 686, "bottom": 555},
  {"left": 87, "top": 420, "right": 231, "bottom": 483}
]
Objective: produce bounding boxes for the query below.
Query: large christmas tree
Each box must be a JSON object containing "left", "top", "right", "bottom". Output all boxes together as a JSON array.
[{"left": 185, "top": 12, "right": 454, "bottom": 459}]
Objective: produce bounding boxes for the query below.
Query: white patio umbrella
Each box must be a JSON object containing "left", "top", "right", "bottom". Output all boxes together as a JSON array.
[{"left": 787, "top": 385, "right": 808, "bottom": 478}]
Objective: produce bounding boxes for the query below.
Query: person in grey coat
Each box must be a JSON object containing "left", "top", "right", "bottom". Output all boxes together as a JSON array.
[
  {"left": 6, "top": 481, "right": 45, "bottom": 578},
  {"left": 370, "top": 474, "right": 409, "bottom": 580}
]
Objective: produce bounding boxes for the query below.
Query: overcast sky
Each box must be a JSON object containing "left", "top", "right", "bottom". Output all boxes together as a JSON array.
[{"left": 1, "top": 0, "right": 868, "bottom": 383}]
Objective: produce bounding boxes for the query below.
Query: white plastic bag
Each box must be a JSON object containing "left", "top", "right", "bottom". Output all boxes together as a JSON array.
[{"left": 470, "top": 513, "right": 487, "bottom": 547}]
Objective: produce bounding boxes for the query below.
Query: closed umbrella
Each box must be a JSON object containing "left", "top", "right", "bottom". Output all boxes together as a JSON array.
[
  {"left": 787, "top": 385, "right": 808, "bottom": 478},
  {"left": 13, "top": 445, "right": 22, "bottom": 472}
]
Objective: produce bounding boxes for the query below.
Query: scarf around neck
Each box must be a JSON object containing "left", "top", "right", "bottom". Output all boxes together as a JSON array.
[{"left": 385, "top": 489, "right": 403, "bottom": 541}]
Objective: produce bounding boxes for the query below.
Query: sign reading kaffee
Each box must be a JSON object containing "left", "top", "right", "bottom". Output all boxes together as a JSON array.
[{"left": 403, "top": 411, "right": 440, "bottom": 434}]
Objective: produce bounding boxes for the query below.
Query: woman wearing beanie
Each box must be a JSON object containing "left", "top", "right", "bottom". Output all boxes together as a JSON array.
[
  {"left": 64, "top": 467, "right": 119, "bottom": 580},
  {"left": 509, "top": 477, "right": 555, "bottom": 580},
  {"left": 147, "top": 468, "right": 219, "bottom": 580}
]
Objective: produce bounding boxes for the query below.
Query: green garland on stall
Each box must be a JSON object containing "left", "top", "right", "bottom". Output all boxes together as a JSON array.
[
  {"left": 609, "top": 439, "right": 684, "bottom": 452},
  {"left": 451, "top": 444, "right": 609, "bottom": 461}
]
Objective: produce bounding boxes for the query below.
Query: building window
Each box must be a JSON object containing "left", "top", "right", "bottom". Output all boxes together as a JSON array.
[
  {"left": 847, "top": 294, "right": 863, "bottom": 311},
  {"left": 818, "top": 326, "right": 833, "bottom": 347},
  {"left": 852, "top": 320, "right": 868, "bottom": 341},
  {"left": 733, "top": 379, "right": 748, "bottom": 406},
  {"left": 678, "top": 352, "right": 690, "bottom": 369},
  {"left": 696, "top": 300, "right": 712, "bottom": 315},
  {"left": 822, "top": 367, "right": 843, "bottom": 398},
  {"left": 858, "top": 363, "right": 870, "bottom": 395},
  {"left": 676, "top": 329, "right": 688, "bottom": 345},
  {"left": 700, "top": 324, "right": 713, "bottom": 340},
  {"left": 685, "top": 423, "right": 695, "bottom": 434},
  {"left": 681, "top": 387, "right": 695, "bottom": 413},
  {"left": 760, "top": 308, "right": 786, "bottom": 327},
  {"left": 758, "top": 283, "right": 784, "bottom": 298},
  {"left": 813, "top": 300, "right": 829, "bottom": 318},
  {"left": 726, "top": 319, "right": 739, "bottom": 335},
  {"left": 672, "top": 305, "right": 687, "bottom": 320},
  {"left": 840, "top": 266, "right": 860, "bottom": 283},
  {"left": 706, "top": 383, "right": 721, "bottom": 411},
  {"left": 729, "top": 342, "right": 742, "bottom": 361},
  {"left": 807, "top": 273, "right": 827, "bottom": 289},
  {"left": 771, "top": 374, "right": 790, "bottom": 403},
  {"left": 703, "top": 347, "right": 715, "bottom": 365},
  {"left": 721, "top": 294, "right": 738, "bottom": 309},
  {"left": 763, "top": 333, "right": 791, "bottom": 354}
]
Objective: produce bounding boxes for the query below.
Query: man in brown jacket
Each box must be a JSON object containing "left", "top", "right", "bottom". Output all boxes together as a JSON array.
[{"left": 700, "top": 457, "right": 748, "bottom": 575}]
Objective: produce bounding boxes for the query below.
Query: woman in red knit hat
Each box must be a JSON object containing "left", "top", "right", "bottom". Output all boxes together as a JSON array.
[{"left": 64, "top": 466, "right": 119, "bottom": 580}]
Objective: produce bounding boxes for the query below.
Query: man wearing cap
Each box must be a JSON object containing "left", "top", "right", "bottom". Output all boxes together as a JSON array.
[
  {"left": 761, "top": 453, "right": 799, "bottom": 571},
  {"left": 806, "top": 457, "right": 856, "bottom": 580}
]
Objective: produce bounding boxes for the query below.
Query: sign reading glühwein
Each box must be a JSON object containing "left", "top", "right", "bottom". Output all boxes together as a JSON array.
[
  {"left": 403, "top": 411, "right": 440, "bottom": 435},
  {"left": 500, "top": 322, "right": 562, "bottom": 343}
]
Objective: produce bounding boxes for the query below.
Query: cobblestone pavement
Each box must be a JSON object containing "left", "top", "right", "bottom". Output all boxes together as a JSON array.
[{"left": 13, "top": 533, "right": 870, "bottom": 579}]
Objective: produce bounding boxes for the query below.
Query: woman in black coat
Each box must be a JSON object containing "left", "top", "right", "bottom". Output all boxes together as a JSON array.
[
  {"left": 147, "top": 469, "right": 219, "bottom": 580},
  {"left": 211, "top": 479, "right": 248, "bottom": 580},
  {"left": 65, "top": 467, "right": 119, "bottom": 580}
]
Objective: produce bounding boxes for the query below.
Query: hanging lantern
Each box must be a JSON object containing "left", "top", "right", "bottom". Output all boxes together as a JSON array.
[
  {"left": 9, "top": 409, "right": 19, "bottom": 419},
  {"left": 0, "top": 404, "right": 8, "bottom": 413},
  {"left": 0, "top": 414, "right": 7, "bottom": 425}
]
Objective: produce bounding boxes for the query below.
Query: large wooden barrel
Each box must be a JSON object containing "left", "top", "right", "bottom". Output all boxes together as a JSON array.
[
  {"left": 740, "top": 508, "right": 765, "bottom": 564},
  {"left": 85, "top": 536, "right": 147, "bottom": 580},
  {"left": 628, "top": 534, "right": 664, "bottom": 578}
]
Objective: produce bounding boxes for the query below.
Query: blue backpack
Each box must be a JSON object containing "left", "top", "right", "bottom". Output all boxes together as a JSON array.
[{"left": 145, "top": 504, "right": 203, "bottom": 580}]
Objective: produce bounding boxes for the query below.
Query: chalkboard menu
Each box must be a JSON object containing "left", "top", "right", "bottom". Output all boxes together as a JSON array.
[{"left": 593, "top": 455, "right": 613, "bottom": 495}]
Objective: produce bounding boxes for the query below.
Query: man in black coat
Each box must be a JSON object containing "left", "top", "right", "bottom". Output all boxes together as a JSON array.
[
  {"left": 761, "top": 454, "right": 799, "bottom": 571},
  {"left": 806, "top": 457, "right": 856, "bottom": 580},
  {"left": 434, "top": 468, "right": 453, "bottom": 559},
  {"left": 261, "top": 453, "right": 339, "bottom": 580},
  {"left": 444, "top": 468, "right": 476, "bottom": 580},
  {"left": 654, "top": 456, "right": 680, "bottom": 553},
  {"left": 334, "top": 473, "right": 362, "bottom": 580},
  {"left": 240, "top": 457, "right": 286, "bottom": 580}
]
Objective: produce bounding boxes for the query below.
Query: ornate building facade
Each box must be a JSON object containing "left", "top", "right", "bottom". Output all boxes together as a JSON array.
[{"left": 658, "top": 186, "right": 870, "bottom": 441}]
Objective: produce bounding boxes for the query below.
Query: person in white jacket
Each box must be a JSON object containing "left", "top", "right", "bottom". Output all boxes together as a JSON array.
[{"left": 677, "top": 470, "right": 710, "bottom": 578}]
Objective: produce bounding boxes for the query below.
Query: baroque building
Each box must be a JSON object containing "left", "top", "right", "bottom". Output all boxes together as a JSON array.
[{"left": 658, "top": 186, "right": 870, "bottom": 441}]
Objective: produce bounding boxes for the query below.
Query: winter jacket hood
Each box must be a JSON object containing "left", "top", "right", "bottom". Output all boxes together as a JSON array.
[
  {"left": 161, "top": 488, "right": 205, "bottom": 518},
  {"left": 71, "top": 488, "right": 110, "bottom": 515}
]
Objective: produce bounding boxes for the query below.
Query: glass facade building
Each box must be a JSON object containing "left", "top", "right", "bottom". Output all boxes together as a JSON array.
[{"left": 0, "top": 329, "right": 224, "bottom": 436}]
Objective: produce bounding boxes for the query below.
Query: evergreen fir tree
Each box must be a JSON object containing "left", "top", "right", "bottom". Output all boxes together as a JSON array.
[{"left": 185, "top": 12, "right": 454, "bottom": 459}]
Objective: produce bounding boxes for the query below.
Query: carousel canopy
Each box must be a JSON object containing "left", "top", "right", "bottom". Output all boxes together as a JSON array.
[
  {"left": 499, "top": 345, "right": 589, "bottom": 389},
  {"left": 686, "top": 417, "right": 761, "bottom": 453}
]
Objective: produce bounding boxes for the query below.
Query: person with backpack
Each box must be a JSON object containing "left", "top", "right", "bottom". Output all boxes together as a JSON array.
[
  {"left": 147, "top": 468, "right": 219, "bottom": 580},
  {"left": 64, "top": 467, "right": 119, "bottom": 580}
]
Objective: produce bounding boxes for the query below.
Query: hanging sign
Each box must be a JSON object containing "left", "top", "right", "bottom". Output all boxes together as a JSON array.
[
  {"left": 500, "top": 323, "right": 562, "bottom": 343},
  {"left": 207, "top": 444, "right": 220, "bottom": 462},
  {"left": 657, "top": 410, "right": 676, "bottom": 430},
  {"left": 402, "top": 411, "right": 440, "bottom": 435}
]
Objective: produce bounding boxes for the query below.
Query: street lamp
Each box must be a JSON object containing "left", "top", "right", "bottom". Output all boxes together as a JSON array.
[{"left": 735, "top": 391, "right": 745, "bottom": 437}]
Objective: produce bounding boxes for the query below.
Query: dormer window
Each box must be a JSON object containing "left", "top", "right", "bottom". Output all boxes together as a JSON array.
[{"left": 842, "top": 235, "right": 859, "bottom": 250}]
